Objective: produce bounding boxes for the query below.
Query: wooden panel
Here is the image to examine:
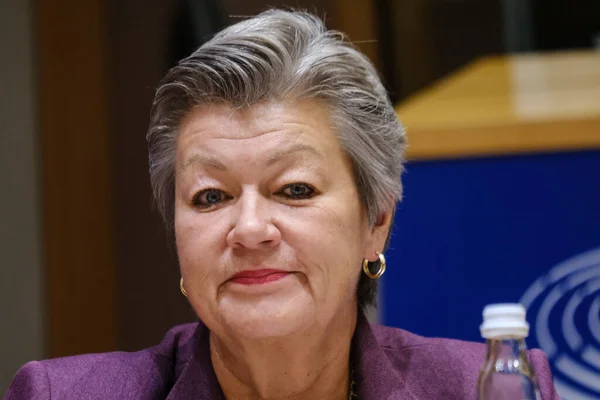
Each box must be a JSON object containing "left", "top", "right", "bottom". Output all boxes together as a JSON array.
[
  {"left": 109, "top": 0, "right": 196, "bottom": 352},
  {"left": 388, "top": 0, "right": 436, "bottom": 97},
  {"left": 396, "top": 51, "right": 600, "bottom": 160},
  {"left": 400, "top": 119, "right": 600, "bottom": 160},
  {"left": 327, "top": 0, "right": 381, "bottom": 71},
  {"left": 38, "top": 0, "right": 117, "bottom": 356},
  {"left": 387, "top": 0, "right": 504, "bottom": 100}
]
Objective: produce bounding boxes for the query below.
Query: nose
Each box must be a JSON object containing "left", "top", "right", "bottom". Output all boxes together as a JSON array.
[{"left": 226, "top": 190, "right": 281, "bottom": 249}]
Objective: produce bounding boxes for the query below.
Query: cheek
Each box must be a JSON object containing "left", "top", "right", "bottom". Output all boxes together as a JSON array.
[
  {"left": 327, "top": 198, "right": 368, "bottom": 278},
  {"left": 175, "top": 207, "right": 224, "bottom": 289},
  {"left": 290, "top": 199, "right": 366, "bottom": 289}
]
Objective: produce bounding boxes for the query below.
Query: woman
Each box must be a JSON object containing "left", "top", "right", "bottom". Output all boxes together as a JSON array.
[{"left": 7, "top": 9, "right": 559, "bottom": 400}]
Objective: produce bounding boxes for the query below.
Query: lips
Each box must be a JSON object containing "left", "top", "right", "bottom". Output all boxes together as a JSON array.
[{"left": 229, "top": 269, "right": 290, "bottom": 285}]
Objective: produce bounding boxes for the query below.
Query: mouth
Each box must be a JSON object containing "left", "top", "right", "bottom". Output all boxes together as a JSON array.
[{"left": 229, "top": 269, "right": 291, "bottom": 285}]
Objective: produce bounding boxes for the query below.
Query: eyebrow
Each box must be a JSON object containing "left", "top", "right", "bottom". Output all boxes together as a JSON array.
[
  {"left": 266, "top": 143, "right": 323, "bottom": 165},
  {"left": 183, "top": 153, "right": 227, "bottom": 170},
  {"left": 183, "top": 143, "right": 323, "bottom": 171}
]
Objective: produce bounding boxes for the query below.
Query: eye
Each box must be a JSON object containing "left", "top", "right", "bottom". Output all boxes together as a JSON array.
[
  {"left": 279, "top": 183, "right": 316, "bottom": 200},
  {"left": 191, "top": 189, "right": 231, "bottom": 209}
]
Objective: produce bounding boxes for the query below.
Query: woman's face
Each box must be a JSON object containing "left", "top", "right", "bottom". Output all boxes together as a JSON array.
[{"left": 175, "top": 99, "right": 386, "bottom": 340}]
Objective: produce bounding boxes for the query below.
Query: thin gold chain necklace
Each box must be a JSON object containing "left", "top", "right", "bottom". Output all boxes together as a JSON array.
[{"left": 348, "top": 369, "right": 357, "bottom": 399}]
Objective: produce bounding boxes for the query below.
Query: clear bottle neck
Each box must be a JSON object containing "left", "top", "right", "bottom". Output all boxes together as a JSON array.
[
  {"left": 478, "top": 337, "right": 541, "bottom": 400},
  {"left": 483, "top": 337, "right": 533, "bottom": 375}
]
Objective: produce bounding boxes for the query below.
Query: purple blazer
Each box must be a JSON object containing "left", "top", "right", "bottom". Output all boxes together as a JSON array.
[{"left": 5, "top": 312, "right": 559, "bottom": 399}]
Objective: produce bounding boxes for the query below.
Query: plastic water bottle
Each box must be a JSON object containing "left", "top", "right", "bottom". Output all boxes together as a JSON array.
[{"left": 477, "top": 304, "right": 541, "bottom": 400}]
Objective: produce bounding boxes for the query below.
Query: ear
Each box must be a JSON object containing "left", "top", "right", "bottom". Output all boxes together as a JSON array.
[{"left": 363, "top": 204, "right": 395, "bottom": 262}]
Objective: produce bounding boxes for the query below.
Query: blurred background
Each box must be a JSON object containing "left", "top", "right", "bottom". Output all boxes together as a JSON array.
[{"left": 1, "top": 0, "right": 599, "bottom": 398}]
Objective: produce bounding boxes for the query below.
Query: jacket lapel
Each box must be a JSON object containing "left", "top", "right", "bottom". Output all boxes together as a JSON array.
[
  {"left": 353, "top": 311, "right": 420, "bottom": 400},
  {"left": 166, "top": 322, "right": 225, "bottom": 400}
]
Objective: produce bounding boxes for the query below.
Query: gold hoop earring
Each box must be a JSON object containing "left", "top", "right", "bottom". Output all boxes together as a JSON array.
[
  {"left": 180, "top": 277, "right": 188, "bottom": 297},
  {"left": 362, "top": 252, "right": 386, "bottom": 279}
]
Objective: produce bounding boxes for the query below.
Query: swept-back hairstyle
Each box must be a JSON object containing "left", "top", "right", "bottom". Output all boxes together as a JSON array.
[{"left": 147, "top": 9, "right": 407, "bottom": 309}]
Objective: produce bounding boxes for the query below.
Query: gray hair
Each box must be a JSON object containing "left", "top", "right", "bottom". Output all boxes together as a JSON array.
[{"left": 147, "top": 9, "right": 406, "bottom": 309}]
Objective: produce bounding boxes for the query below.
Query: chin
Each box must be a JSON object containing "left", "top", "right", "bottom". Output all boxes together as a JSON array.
[{"left": 218, "top": 294, "right": 316, "bottom": 340}]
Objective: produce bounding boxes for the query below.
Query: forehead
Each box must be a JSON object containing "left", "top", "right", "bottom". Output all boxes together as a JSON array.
[{"left": 176, "top": 99, "right": 344, "bottom": 165}]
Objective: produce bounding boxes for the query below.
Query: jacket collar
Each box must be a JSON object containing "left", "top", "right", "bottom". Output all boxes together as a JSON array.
[
  {"left": 352, "top": 311, "right": 419, "bottom": 400},
  {"left": 166, "top": 321, "right": 225, "bottom": 400},
  {"left": 167, "top": 311, "right": 417, "bottom": 400}
]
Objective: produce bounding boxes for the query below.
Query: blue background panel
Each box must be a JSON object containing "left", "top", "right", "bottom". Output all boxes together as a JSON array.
[{"left": 382, "top": 150, "right": 600, "bottom": 343}]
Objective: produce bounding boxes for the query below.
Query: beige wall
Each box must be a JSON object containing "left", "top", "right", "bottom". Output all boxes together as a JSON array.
[{"left": 0, "top": 0, "right": 44, "bottom": 393}]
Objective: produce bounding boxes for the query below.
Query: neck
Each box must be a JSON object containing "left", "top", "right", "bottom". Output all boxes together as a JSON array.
[{"left": 210, "top": 304, "right": 357, "bottom": 400}]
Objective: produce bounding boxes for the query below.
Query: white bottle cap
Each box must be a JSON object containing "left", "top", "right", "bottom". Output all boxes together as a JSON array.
[{"left": 480, "top": 303, "right": 530, "bottom": 339}]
